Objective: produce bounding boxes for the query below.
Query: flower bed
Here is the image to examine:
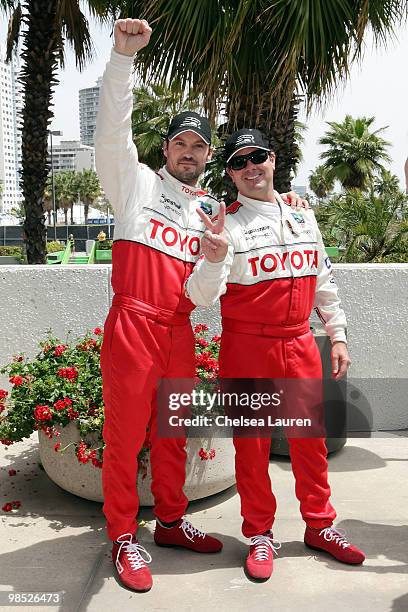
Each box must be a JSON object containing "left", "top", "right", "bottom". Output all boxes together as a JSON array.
[{"left": 0, "top": 324, "right": 235, "bottom": 506}]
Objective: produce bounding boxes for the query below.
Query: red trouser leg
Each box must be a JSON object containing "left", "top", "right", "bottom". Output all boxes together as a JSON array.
[
  {"left": 234, "top": 437, "right": 276, "bottom": 538},
  {"left": 101, "top": 306, "right": 193, "bottom": 541},
  {"left": 219, "top": 330, "right": 336, "bottom": 537},
  {"left": 284, "top": 333, "right": 336, "bottom": 529},
  {"left": 149, "top": 323, "right": 195, "bottom": 523}
]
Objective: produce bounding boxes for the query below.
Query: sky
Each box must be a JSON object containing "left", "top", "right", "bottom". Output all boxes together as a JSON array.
[{"left": 1, "top": 15, "right": 408, "bottom": 189}]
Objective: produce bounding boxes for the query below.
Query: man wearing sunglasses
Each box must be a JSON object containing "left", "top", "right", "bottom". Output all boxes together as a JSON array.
[{"left": 186, "top": 128, "right": 365, "bottom": 580}]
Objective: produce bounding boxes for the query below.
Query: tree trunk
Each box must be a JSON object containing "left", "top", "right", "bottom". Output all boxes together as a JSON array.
[{"left": 20, "top": 0, "right": 60, "bottom": 263}]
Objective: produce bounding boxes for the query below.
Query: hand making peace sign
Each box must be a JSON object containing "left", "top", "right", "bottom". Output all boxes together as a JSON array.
[{"left": 196, "top": 201, "right": 229, "bottom": 263}]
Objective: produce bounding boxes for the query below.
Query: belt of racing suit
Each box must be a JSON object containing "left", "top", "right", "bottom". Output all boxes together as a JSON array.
[
  {"left": 112, "top": 294, "right": 190, "bottom": 326},
  {"left": 222, "top": 317, "right": 310, "bottom": 338}
]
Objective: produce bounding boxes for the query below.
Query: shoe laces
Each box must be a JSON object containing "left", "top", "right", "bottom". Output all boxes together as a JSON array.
[
  {"left": 180, "top": 519, "right": 206, "bottom": 541},
  {"left": 115, "top": 533, "right": 152, "bottom": 574},
  {"left": 250, "top": 534, "right": 281, "bottom": 561},
  {"left": 318, "top": 526, "right": 350, "bottom": 549}
]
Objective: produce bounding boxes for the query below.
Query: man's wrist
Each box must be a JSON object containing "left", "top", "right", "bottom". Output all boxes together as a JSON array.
[{"left": 113, "top": 46, "right": 137, "bottom": 58}]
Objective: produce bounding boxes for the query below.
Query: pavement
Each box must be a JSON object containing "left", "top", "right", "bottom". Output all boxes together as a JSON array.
[{"left": 1, "top": 433, "right": 407, "bottom": 612}]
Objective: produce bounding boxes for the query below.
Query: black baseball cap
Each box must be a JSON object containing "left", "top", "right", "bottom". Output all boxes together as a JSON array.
[
  {"left": 225, "top": 128, "right": 270, "bottom": 163},
  {"left": 167, "top": 111, "right": 211, "bottom": 145}
]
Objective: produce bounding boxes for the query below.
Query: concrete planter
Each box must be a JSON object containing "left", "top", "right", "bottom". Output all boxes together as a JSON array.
[{"left": 38, "top": 421, "right": 235, "bottom": 505}]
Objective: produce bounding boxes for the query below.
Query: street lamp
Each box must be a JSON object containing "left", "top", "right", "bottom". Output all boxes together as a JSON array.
[{"left": 48, "top": 130, "right": 62, "bottom": 241}]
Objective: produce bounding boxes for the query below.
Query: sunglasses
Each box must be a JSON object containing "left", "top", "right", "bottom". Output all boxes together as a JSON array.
[{"left": 227, "top": 149, "right": 270, "bottom": 171}]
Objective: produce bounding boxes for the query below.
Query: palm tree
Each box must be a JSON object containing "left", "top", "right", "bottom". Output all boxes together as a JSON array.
[
  {"left": 76, "top": 169, "right": 101, "bottom": 224},
  {"left": 319, "top": 116, "right": 391, "bottom": 190},
  {"left": 1, "top": 1, "right": 118, "bottom": 263},
  {"left": 55, "top": 171, "right": 76, "bottom": 225},
  {"left": 124, "top": 1, "right": 407, "bottom": 192},
  {"left": 325, "top": 188, "right": 408, "bottom": 262},
  {"left": 374, "top": 169, "right": 400, "bottom": 197},
  {"left": 309, "top": 165, "right": 335, "bottom": 200}
]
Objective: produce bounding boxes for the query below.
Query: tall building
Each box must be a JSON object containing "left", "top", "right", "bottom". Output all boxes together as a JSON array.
[
  {"left": 0, "top": 47, "right": 23, "bottom": 213},
  {"left": 47, "top": 140, "right": 95, "bottom": 173},
  {"left": 79, "top": 77, "right": 101, "bottom": 147}
]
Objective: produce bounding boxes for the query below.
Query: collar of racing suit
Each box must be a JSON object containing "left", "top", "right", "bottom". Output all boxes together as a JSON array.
[
  {"left": 158, "top": 165, "right": 208, "bottom": 201},
  {"left": 236, "top": 190, "right": 285, "bottom": 214}
]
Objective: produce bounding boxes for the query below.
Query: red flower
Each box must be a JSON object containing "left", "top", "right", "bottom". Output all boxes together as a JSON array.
[
  {"left": 78, "top": 338, "right": 98, "bottom": 351},
  {"left": 209, "top": 449, "right": 216, "bottom": 459},
  {"left": 8, "top": 469, "right": 16, "bottom": 476},
  {"left": 195, "top": 352, "right": 219, "bottom": 373},
  {"left": 53, "top": 399, "right": 67, "bottom": 411},
  {"left": 41, "top": 425, "right": 55, "bottom": 438},
  {"left": 211, "top": 335, "right": 221, "bottom": 343},
  {"left": 13, "top": 355, "right": 24, "bottom": 362},
  {"left": 0, "top": 404, "right": 5, "bottom": 415},
  {"left": 193, "top": 324, "right": 209, "bottom": 334},
  {"left": 93, "top": 327, "right": 103, "bottom": 335},
  {"left": 2, "top": 500, "right": 21, "bottom": 512},
  {"left": 77, "top": 441, "right": 90, "bottom": 464},
  {"left": 92, "top": 457, "right": 103, "bottom": 468},
  {"left": 54, "top": 344, "right": 67, "bottom": 356},
  {"left": 63, "top": 397, "right": 72, "bottom": 405},
  {"left": 54, "top": 442, "right": 61, "bottom": 452},
  {"left": 196, "top": 338, "right": 209, "bottom": 348},
  {"left": 198, "top": 447, "right": 208, "bottom": 461},
  {"left": 67, "top": 406, "right": 79, "bottom": 420},
  {"left": 57, "top": 366, "right": 78, "bottom": 380},
  {"left": 34, "top": 405, "right": 52, "bottom": 421},
  {"left": 0, "top": 439, "right": 13, "bottom": 446},
  {"left": 0, "top": 389, "right": 8, "bottom": 400},
  {"left": 9, "top": 375, "right": 23, "bottom": 386}
]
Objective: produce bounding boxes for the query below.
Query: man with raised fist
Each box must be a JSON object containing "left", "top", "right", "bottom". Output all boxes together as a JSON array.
[
  {"left": 95, "top": 18, "right": 223, "bottom": 592},
  {"left": 95, "top": 19, "right": 305, "bottom": 592}
]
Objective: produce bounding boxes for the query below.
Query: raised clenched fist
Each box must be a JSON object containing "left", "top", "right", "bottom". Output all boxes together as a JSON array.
[{"left": 114, "top": 19, "right": 152, "bottom": 57}]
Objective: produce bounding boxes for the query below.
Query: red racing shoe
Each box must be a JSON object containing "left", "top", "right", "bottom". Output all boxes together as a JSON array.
[
  {"left": 154, "top": 518, "right": 222, "bottom": 553},
  {"left": 245, "top": 533, "right": 281, "bottom": 580},
  {"left": 304, "top": 525, "right": 365, "bottom": 564},
  {"left": 112, "top": 533, "right": 153, "bottom": 592}
]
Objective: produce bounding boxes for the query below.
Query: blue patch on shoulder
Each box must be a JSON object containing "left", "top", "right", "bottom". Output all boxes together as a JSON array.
[
  {"left": 291, "top": 211, "right": 305, "bottom": 224},
  {"left": 199, "top": 200, "right": 212, "bottom": 216}
]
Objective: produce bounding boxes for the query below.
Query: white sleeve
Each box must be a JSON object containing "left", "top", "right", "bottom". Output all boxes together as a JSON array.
[
  {"left": 185, "top": 238, "right": 234, "bottom": 307},
  {"left": 94, "top": 48, "right": 156, "bottom": 223},
  {"left": 311, "top": 211, "right": 348, "bottom": 344}
]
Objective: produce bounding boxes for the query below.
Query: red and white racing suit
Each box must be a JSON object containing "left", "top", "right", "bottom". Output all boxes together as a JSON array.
[
  {"left": 95, "top": 49, "right": 219, "bottom": 541},
  {"left": 186, "top": 192, "right": 346, "bottom": 537}
]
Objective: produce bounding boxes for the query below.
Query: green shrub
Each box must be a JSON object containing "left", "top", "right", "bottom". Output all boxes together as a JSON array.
[
  {"left": 46, "top": 241, "right": 65, "bottom": 254},
  {"left": 0, "top": 246, "right": 23, "bottom": 257},
  {"left": 96, "top": 240, "right": 113, "bottom": 250}
]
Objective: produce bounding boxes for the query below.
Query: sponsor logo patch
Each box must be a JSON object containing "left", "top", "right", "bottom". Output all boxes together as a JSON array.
[
  {"left": 180, "top": 116, "right": 201, "bottom": 128},
  {"left": 291, "top": 211, "right": 305, "bottom": 224},
  {"left": 236, "top": 134, "right": 255, "bottom": 145},
  {"left": 198, "top": 200, "right": 212, "bottom": 216}
]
